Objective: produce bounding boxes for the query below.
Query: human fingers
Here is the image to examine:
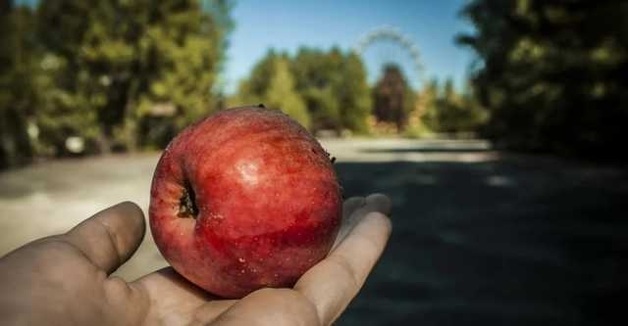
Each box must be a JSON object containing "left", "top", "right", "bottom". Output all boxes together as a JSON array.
[
  {"left": 64, "top": 202, "right": 146, "bottom": 274},
  {"left": 342, "top": 196, "right": 365, "bottom": 218},
  {"left": 295, "top": 211, "right": 392, "bottom": 325},
  {"left": 363, "top": 193, "right": 392, "bottom": 215},
  {"left": 333, "top": 193, "right": 391, "bottom": 249}
]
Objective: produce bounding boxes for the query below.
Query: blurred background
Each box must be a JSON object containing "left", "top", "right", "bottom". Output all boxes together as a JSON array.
[{"left": 1, "top": 0, "right": 627, "bottom": 325}]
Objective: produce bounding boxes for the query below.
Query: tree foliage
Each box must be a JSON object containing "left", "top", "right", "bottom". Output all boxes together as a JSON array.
[
  {"left": 372, "top": 64, "right": 413, "bottom": 131},
  {"left": 459, "top": 0, "right": 628, "bottom": 159},
  {"left": 0, "top": 0, "right": 233, "bottom": 163},
  {"left": 402, "top": 77, "right": 487, "bottom": 137},
  {"left": 0, "top": 3, "right": 37, "bottom": 168},
  {"left": 338, "top": 52, "right": 372, "bottom": 133},
  {"left": 232, "top": 47, "right": 372, "bottom": 133},
  {"left": 265, "top": 56, "right": 310, "bottom": 128},
  {"left": 230, "top": 51, "right": 309, "bottom": 128},
  {"left": 291, "top": 47, "right": 371, "bottom": 133},
  {"left": 431, "top": 79, "right": 487, "bottom": 133},
  {"left": 230, "top": 50, "right": 310, "bottom": 128}
]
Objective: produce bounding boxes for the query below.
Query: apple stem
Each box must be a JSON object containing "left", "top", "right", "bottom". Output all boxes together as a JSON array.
[{"left": 178, "top": 182, "right": 199, "bottom": 218}]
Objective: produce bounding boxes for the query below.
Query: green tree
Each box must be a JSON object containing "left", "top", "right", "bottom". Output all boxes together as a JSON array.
[
  {"left": 231, "top": 51, "right": 310, "bottom": 128},
  {"left": 233, "top": 47, "right": 371, "bottom": 133},
  {"left": 290, "top": 47, "right": 371, "bottom": 133},
  {"left": 265, "top": 57, "right": 310, "bottom": 128},
  {"left": 29, "top": 0, "right": 89, "bottom": 154},
  {"left": 419, "top": 79, "right": 441, "bottom": 132},
  {"left": 416, "top": 78, "right": 487, "bottom": 135},
  {"left": 436, "top": 78, "right": 468, "bottom": 133},
  {"left": 372, "top": 64, "right": 412, "bottom": 131},
  {"left": 458, "top": 0, "right": 628, "bottom": 159},
  {"left": 0, "top": 2, "right": 37, "bottom": 168},
  {"left": 35, "top": 0, "right": 232, "bottom": 153},
  {"left": 135, "top": 0, "right": 232, "bottom": 148},
  {"left": 337, "top": 52, "right": 372, "bottom": 133},
  {"left": 291, "top": 48, "right": 342, "bottom": 131},
  {"left": 230, "top": 49, "right": 278, "bottom": 105}
]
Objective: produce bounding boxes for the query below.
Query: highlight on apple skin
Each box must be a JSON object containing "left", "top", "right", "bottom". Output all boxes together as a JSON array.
[{"left": 149, "top": 105, "right": 342, "bottom": 298}]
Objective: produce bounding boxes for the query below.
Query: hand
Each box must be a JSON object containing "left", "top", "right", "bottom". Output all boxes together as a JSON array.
[{"left": 0, "top": 194, "right": 391, "bottom": 325}]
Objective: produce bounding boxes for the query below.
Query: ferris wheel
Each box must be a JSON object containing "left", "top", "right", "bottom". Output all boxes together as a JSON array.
[{"left": 353, "top": 25, "right": 426, "bottom": 90}]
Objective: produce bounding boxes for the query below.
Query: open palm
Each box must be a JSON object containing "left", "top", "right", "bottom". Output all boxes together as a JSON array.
[{"left": 0, "top": 195, "right": 391, "bottom": 325}]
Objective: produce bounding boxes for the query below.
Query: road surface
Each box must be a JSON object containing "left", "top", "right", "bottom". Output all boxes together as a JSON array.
[{"left": 1, "top": 139, "right": 627, "bottom": 325}]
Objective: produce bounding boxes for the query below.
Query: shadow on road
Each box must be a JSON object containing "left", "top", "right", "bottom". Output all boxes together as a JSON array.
[
  {"left": 361, "top": 147, "right": 492, "bottom": 154},
  {"left": 334, "top": 158, "right": 628, "bottom": 326},
  {"left": 359, "top": 140, "right": 492, "bottom": 154},
  {"left": 1, "top": 140, "right": 626, "bottom": 325}
]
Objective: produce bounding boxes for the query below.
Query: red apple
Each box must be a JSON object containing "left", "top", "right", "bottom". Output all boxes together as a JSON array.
[{"left": 149, "top": 106, "right": 342, "bottom": 298}]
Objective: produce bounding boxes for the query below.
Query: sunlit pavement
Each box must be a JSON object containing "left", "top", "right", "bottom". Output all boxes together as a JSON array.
[{"left": 1, "top": 138, "right": 627, "bottom": 325}]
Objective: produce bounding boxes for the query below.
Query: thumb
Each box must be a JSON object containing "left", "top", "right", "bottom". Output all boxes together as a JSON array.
[{"left": 64, "top": 202, "right": 146, "bottom": 274}]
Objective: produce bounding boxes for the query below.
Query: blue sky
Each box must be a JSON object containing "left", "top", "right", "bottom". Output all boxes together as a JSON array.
[
  {"left": 223, "top": 0, "right": 476, "bottom": 93},
  {"left": 17, "top": 0, "right": 476, "bottom": 93}
]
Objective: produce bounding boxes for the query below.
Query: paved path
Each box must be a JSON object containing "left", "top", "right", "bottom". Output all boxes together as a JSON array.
[{"left": 1, "top": 139, "right": 627, "bottom": 325}]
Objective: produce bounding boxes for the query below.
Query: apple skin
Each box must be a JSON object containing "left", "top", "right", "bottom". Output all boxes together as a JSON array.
[{"left": 149, "top": 106, "right": 342, "bottom": 298}]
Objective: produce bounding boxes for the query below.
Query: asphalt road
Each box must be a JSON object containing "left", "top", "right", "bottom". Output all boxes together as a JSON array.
[{"left": 1, "top": 138, "right": 627, "bottom": 325}]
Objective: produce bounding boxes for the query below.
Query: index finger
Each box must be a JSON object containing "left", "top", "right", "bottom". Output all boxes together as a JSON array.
[
  {"left": 294, "top": 209, "right": 392, "bottom": 325},
  {"left": 334, "top": 194, "right": 391, "bottom": 249}
]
